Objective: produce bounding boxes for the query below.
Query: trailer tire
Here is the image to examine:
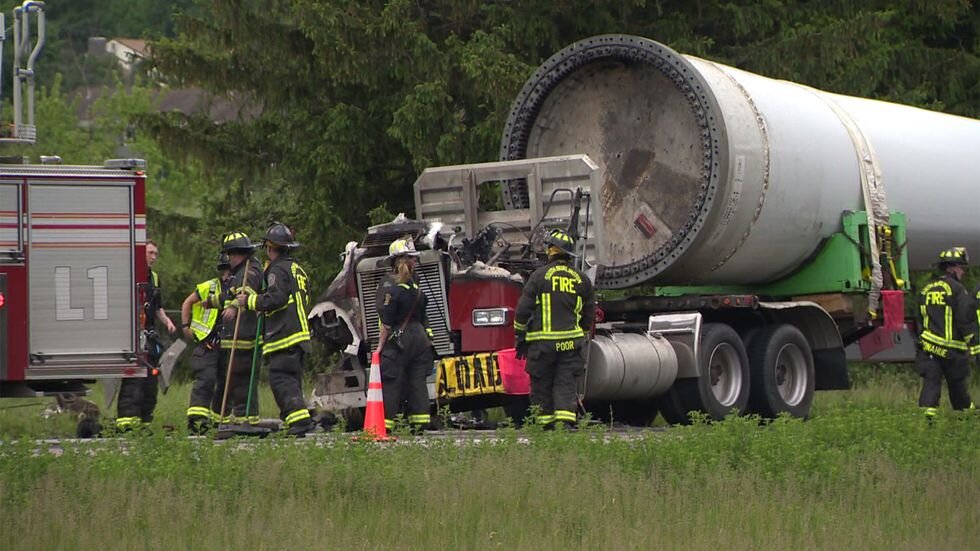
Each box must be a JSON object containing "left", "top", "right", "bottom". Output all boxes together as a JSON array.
[
  {"left": 684, "top": 323, "right": 750, "bottom": 420},
  {"left": 747, "top": 324, "right": 814, "bottom": 419}
]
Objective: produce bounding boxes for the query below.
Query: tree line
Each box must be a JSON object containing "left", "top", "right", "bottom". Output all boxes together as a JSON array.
[{"left": 9, "top": 0, "right": 980, "bottom": 303}]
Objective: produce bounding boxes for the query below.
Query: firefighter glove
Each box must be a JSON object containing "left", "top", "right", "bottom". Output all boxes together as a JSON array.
[{"left": 515, "top": 332, "right": 528, "bottom": 361}]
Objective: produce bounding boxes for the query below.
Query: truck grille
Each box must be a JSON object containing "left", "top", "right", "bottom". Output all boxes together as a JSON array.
[{"left": 356, "top": 252, "right": 453, "bottom": 356}]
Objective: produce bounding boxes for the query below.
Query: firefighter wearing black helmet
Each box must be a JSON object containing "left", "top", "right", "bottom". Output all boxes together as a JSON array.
[
  {"left": 514, "top": 229, "right": 595, "bottom": 428},
  {"left": 915, "top": 247, "right": 977, "bottom": 419},
  {"left": 238, "top": 222, "right": 314, "bottom": 436},
  {"left": 179, "top": 251, "right": 233, "bottom": 434},
  {"left": 218, "top": 231, "right": 264, "bottom": 425}
]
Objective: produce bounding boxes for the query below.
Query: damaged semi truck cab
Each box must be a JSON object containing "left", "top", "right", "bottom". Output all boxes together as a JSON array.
[{"left": 310, "top": 34, "right": 979, "bottom": 427}]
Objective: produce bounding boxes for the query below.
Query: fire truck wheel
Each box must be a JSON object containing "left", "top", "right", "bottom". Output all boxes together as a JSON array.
[
  {"left": 747, "top": 324, "right": 814, "bottom": 419},
  {"left": 682, "top": 323, "right": 751, "bottom": 421}
]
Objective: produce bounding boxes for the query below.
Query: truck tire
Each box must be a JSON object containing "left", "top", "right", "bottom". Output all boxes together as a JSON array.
[
  {"left": 747, "top": 324, "right": 814, "bottom": 419},
  {"left": 655, "top": 386, "right": 691, "bottom": 425},
  {"left": 681, "top": 323, "right": 751, "bottom": 420}
]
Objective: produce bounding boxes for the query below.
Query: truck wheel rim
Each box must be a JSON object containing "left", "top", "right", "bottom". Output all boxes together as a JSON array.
[
  {"left": 707, "top": 343, "right": 742, "bottom": 407},
  {"left": 774, "top": 344, "right": 807, "bottom": 406}
]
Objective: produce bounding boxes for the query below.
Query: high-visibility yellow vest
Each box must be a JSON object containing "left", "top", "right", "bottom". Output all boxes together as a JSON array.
[{"left": 190, "top": 278, "right": 221, "bottom": 342}]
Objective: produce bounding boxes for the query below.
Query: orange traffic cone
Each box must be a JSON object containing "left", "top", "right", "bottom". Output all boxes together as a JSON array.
[{"left": 362, "top": 351, "right": 387, "bottom": 440}]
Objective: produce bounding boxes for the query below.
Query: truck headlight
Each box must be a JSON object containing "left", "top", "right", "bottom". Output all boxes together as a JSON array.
[{"left": 472, "top": 308, "right": 510, "bottom": 327}]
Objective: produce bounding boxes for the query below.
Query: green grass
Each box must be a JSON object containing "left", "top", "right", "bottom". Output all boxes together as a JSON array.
[{"left": 1, "top": 367, "right": 978, "bottom": 550}]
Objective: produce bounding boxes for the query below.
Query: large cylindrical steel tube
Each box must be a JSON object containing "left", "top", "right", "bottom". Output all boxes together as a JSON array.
[
  {"left": 501, "top": 35, "right": 980, "bottom": 289},
  {"left": 583, "top": 332, "right": 678, "bottom": 401}
]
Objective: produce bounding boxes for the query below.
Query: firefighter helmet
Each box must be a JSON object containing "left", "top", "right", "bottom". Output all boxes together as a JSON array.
[
  {"left": 221, "top": 231, "right": 255, "bottom": 253},
  {"left": 262, "top": 221, "right": 300, "bottom": 248},
  {"left": 545, "top": 228, "right": 577, "bottom": 257},
  {"left": 937, "top": 246, "right": 969, "bottom": 267},
  {"left": 389, "top": 237, "right": 420, "bottom": 257},
  {"left": 216, "top": 252, "right": 231, "bottom": 271}
]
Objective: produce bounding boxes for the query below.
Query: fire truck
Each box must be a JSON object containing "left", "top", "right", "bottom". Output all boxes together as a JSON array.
[
  {"left": 308, "top": 35, "right": 980, "bottom": 428},
  {"left": 0, "top": 1, "right": 148, "bottom": 401}
]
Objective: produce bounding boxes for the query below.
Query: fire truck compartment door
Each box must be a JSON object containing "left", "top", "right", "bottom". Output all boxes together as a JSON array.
[{"left": 27, "top": 182, "right": 137, "bottom": 377}]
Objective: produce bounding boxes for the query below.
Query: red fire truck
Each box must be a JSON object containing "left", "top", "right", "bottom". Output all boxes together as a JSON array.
[{"left": 0, "top": 159, "right": 149, "bottom": 398}]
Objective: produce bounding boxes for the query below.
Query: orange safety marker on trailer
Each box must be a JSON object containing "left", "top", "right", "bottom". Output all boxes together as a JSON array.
[{"left": 362, "top": 351, "right": 387, "bottom": 440}]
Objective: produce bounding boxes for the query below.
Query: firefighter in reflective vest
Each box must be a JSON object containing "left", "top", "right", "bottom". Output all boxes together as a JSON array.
[
  {"left": 514, "top": 229, "right": 595, "bottom": 428},
  {"left": 218, "top": 231, "right": 263, "bottom": 425},
  {"left": 375, "top": 237, "right": 435, "bottom": 432},
  {"left": 238, "top": 222, "right": 314, "bottom": 436},
  {"left": 116, "top": 239, "right": 177, "bottom": 431},
  {"left": 915, "top": 246, "right": 976, "bottom": 419},
  {"left": 180, "top": 252, "right": 233, "bottom": 434}
]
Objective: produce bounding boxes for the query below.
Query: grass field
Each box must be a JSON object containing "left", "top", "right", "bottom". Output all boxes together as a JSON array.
[{"left": 1, "top": 367, "right": 978, "bottom": 550}]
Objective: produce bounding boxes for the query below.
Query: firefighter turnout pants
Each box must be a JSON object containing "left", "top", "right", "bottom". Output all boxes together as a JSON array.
[
  {"left": 216, "top": 348, "right": 260, "bottom": 423},
  {"left": 186, "top": 342, "right": 221, "bottom": 425},
  {"left": 915, "top": 350, "right": 973, "bottom": 416},
  {"left": 380, "top": 323, "right": 433, "bottom": 430},
  {"left": 268, "top": 347, "right": 312, "bottom": 430},
  {"left": 116, "top": 345, "right": 162, "bottom": 430},
  {"left": 525, "top": 339, "right": 587, "bottom": 426}
]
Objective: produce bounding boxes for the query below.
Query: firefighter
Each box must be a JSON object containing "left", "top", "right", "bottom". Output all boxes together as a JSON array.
[
  {"left": 237, "top": 222, "right": 314, "bottom": 436},
  {"left": 514, "top": 229, "right": 595, "bottom": 429},
  {"left": 218, "top": 231, "right": 263, "bottom": 425},
  {"left": 180, "top": 252, "right": 233, "bottom": 434},
  {"left": 915, "top": 246, "right": 976, "bottom": 419},
  {"left": 116, "top": 239, "right": 177, "bottom": 432},
  {"left": 375, "top": 237, "right": 435, "bottom": 432}
]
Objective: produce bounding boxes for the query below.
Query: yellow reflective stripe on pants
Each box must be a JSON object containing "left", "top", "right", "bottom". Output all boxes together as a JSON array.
[
  {"left": 408, "top": 414, "right": 430, "bottom": 425},
  {"left": 284, "top": 408, "right": 310, "bottom": 427},
  {"left": 554, "top": 410, "right": 576, "bottom": 422},
  {"left": 187, "top": 406, "right": 213, "bottom": 419},
  {"left": 536, "top": 414, "right": 556, "bottom": 425},
  {"left": 923, "top": 407, "right": 938, "bottom": 418},
  {"left": 116, "top": 416, "right": 141, "bottom": 429},
  {"left": 384, "top": 419, "right": 396, "bottom": 430}
]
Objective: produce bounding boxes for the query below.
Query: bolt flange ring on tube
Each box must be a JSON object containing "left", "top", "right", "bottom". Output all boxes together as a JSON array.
[{"left": 501, "top": 35, "right": 728, "bottom": 288}]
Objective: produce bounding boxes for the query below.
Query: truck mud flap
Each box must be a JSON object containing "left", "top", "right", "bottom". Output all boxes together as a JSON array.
[{"left": 813, "top": 348, "right": 849, "bottom": 390}]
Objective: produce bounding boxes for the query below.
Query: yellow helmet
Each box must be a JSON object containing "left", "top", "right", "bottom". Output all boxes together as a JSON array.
[
  {"left": 545, "top": 228, "right": 577, "bottom": 257},
  {"left": 937, "top": 246, "right": 969, "bottom": 267},
  {"left": 388, "top": 237, "right": 420, "bottom": 257}
]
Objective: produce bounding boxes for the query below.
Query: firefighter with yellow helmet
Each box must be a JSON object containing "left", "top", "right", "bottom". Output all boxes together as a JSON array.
[
  {"left": 375, "top": 236, "right": 435, "bottom": 432},
  {"left": 915, "top": 246, "right": 976, "bottom": 419},
  {"left": 514, "top": 228, "right": 595, "bottom": 428},
  {"left": 237, "top": 222, "right": 314, "bottom": 436},
  {"left": 218, "top": 231, "right": 264, "bottom": 425}
]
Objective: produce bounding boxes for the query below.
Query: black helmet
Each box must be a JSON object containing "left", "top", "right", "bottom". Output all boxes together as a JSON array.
[
  {"left": 937, "top": 246, "right": 969, "bottom": 267},
  {"left": 216, "top": 252, "right": 231, "bottom": 271},
  {"left": 263, "top": 221, "right": 300, "bottom": 248},
  {"left": 544, "top": 228, "right": 577, "bottom": 257},
  {"left": 221, "top": 231, "right": 255, "bottom": 253}
]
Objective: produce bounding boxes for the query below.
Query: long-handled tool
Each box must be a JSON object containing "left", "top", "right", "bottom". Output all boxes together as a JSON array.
[{"left": 217, "top": 258, "right": 251, "bottom": 430}]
